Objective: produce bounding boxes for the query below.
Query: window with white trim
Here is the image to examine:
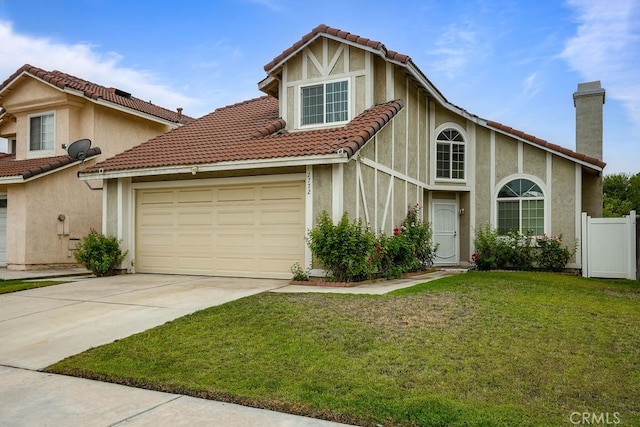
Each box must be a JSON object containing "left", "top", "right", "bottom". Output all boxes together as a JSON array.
[
  {"left": 497, "top": 178, "right": 544, "bottom": 235},
  {"left": 29, "top": 112, "right": 55, "bottom": 153},
  {"left": 436, "top": 128, "right": 465, "bottom": 180},
  {"left": 301, "top": 80, "right": 348, "bottom": 126}
]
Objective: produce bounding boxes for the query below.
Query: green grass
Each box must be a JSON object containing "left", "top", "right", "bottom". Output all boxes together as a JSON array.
[
  {"left": 46, "top": 272, "right": 640, "bottom": 426},
  {"left": 0, "top": 279, "right": 68, "bottom": 294}
]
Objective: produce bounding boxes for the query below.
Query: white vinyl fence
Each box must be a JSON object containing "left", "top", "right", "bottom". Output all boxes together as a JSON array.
[{"left": 581, "top": 211, "right": 637, "bottom": 280}]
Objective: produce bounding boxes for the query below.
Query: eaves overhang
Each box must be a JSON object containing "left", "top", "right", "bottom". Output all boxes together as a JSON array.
[
  {"left": 79, "top": 153, "right": 348, "bottom": 181},
  {"left": 0, "top": 153, "right": 101, "bottom": 184}
]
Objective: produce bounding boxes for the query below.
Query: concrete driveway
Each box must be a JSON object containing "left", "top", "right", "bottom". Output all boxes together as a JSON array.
[
  {"left": 0, "top": 274, "right": 351, "bottom": 426},
  {"left": 0, "top": 274, "right": 288, "bottom": 370}
]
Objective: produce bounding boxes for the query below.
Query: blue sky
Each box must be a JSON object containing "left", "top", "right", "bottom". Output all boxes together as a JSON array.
[{"left": 0, "top": 0, "right": 638, "bottom": 174}]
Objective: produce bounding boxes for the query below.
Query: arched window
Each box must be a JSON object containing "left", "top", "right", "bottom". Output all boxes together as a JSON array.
[
  {"left": 497, "top": 178, "right": 544, "bottom": 235},
  {"left": 436, "top": 128, "right": 465, "bottom": 180}
]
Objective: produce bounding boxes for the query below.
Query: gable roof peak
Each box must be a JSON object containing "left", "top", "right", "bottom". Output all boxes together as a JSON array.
[{"left": 0, "top": 63, "right": 193, "bottom": 125}]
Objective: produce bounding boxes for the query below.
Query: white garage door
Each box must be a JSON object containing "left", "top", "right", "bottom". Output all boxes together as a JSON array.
[{"left": 135, "top": 181, "right": 305, "bottom": 279}]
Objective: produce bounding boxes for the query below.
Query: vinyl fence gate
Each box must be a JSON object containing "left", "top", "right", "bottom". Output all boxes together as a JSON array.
[{"left": 581, "top": 211, "right": 637, "bottom": 280}]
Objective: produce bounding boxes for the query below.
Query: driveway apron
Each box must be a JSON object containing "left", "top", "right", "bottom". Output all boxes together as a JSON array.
[{"left": 0, "top": 274, "right": 287, "bottom": 370}]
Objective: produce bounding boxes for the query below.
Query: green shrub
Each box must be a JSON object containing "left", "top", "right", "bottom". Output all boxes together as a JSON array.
[
  {"left": 536, "top": 234, "right": 575, "bottom": 272},
  {"left": 473, "top": 225, "right": 576, "bottom": 272},
  {"left": 307, "top": 212, "right": 377, "bottom": 282},
  {"left": 472, "top": 224, "right": 510, "bottom": 270},
  {"left": 74, "top": 229, "right": 127, "bottom": 277},
  {"left": 399, "top": 204, "right": 438, "bottom": 271},
  {"left": 377, "top": 232, "right": 413, "bottom": 278},
  {"left": 307, "top": 206, "right": 437, "bottom": 282},
  {"left": 505, "top": 229, "right": 535, "bottom": 271}
]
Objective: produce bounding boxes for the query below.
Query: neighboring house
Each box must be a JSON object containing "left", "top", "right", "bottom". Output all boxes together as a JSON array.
[
  {"left": 80, "top": 25, "right": 606, "bottom": 279},
  {"left": 0, "top": 64, "right": 191, "bottom": 270}
]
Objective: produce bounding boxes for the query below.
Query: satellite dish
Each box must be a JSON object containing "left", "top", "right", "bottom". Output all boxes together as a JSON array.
[{"left": 65, "top": 139, "right": 91, "bottom": 161}]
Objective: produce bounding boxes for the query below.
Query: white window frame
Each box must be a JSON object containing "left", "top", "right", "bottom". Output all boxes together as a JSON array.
[
  {"left": 299, "top": 78, "right": 350, "bottom": 129},
  {"left": 494, "top": 175, "right": 548, "bottom": 236},
  {"left": 27, "top": 111, "right": 55, "bottom": 158},
  {"left": 433, "top": 123, "right": 466, "bottom": 183}
]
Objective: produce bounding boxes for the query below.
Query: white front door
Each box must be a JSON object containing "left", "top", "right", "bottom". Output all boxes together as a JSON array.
[{"left": 432, "top": 200, "right": 458, "bottom": 265}]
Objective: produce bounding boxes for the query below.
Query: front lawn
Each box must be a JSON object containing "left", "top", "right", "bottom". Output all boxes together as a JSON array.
[
  {"left": 46, "top": 272, "right": 640, "bottom": 426},
  {"left": 0, "top": 279, "right": 68, "bottom": 294}
]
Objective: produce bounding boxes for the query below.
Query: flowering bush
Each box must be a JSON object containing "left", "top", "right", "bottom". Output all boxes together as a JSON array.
[
  {"left": 536, "top": 234, "right": 575, "bottom": 272},
  {"left": 505, "top": 229, "right": 535, "bottom": 271},
  {"left": 74, "top": 229, "right": 127, "bottom": 277},
  {"left": 472, "top": 225, "right": 576, "bottom": 272},
  {"left": 472, "top": 225, "right": 510, "bottom": 271},
  {"left": 305, "top": 205, "right": 436, "bottom": 282}
]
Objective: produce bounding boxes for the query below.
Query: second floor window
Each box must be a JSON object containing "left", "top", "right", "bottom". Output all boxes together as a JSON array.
[
  {"left": 301, "top": 80, "right": 348, "bottom": 126},
  {"left": 29, "top": 113, "right": 55, "bottom": 152},
  {"left": 436, "top": 128, "right": 465, "bottom": 180}
]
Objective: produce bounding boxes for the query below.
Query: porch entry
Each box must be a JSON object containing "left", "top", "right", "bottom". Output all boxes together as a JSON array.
[{"left": 432, "top": 200, "right": 458, "bottom": 265}]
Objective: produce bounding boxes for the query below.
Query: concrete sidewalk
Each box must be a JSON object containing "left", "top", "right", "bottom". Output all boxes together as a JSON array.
[{"left": 0, "top": 367, "right": 348, "bottom": 426}]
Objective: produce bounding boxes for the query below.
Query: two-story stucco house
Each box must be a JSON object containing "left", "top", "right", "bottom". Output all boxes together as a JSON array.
[
  {"left": 80, "top": 25, "right": 606, "bottom": 279},
  {"left": 0, "top": 65, "right": 191, "bottom": 270}
]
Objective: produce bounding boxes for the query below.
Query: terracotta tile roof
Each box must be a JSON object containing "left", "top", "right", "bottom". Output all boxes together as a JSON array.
[
  {"left": 264, "top": 24, "right": 410, "bottom": 71},
  {"left": 263, "top": 24, "right": 448, "bottom": 103},
  {"left": 82, "top": 96, "right": 404, "bottom": 174},
  {"left": 0, "top": 64, "right": 193, "bottom": 124},
  {"left": 486, "top": 120, "right": 606, "bottom": 169},
  {"left": 0, "top": 147, "right": 101, "bottom": 180},
  {"left": 264, "top": 25, "right": 605, "bottom": 170}
]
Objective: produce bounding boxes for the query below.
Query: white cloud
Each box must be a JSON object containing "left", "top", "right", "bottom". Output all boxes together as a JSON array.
[
  {"left": 427, "top": 24, "right": 482, "bottom": 78},
  {"left": 561, "top": 0, "right": 640, "bottom": 132},
  {"left": 0, "top": 21, "right": 201, "bottom": 115},
  {"left": 522, "top": 72, "right": 541, "bottom": 98}
]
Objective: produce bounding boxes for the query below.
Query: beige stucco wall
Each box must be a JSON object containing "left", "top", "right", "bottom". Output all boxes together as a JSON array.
[
  {"left": 551, "top": 156, "right": 577, "bottom": 249},
  {"left": 280, "top": 38, "right": 370, "bottom": 131},
  {"left": 6, "top": 161, "right": 101, "bottom": 269},
  {"left": 474, "top": 126, "right": 492, "bottom": 226},
  {"left": 312, "top": 164, "right": 333, "bottom": 223}
]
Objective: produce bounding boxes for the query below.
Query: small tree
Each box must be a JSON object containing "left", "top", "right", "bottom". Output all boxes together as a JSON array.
[{"left": 74, "top": 229, "right": 127, "bottom": 277}]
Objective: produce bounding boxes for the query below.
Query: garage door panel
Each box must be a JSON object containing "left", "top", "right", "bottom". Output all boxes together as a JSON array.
[
  {"left": 216, "top": 233, "right": 255, "bottom": 251},
  {"left": 176, "top": 233, "right": 212, "bottom": 246},
  {"left": 138, "top": 255, "right": 175, "bottom": 270},
  {"left": 218, "top": 187, "right": 256, "bottom": 202},
  {"left": 139, "top": 190, "right": 175, "bottom": 205},
  {"left": 136, "top": 181, "right": 304, "bottom": 279},
  {"left": 176, "top": 211, "right": 212, "bottom": 226},
  {"left": 176, "top": 256, "right": 214, "bottom": 273},
  {"left": 260, "top": 184, "right": 303, "bottom": 201},
  {"left": 218, "top": 210, "right": 255, "bottom": 226},
  {"left": 177, "top": 189, "right": 214, "bottom": 204},
  {"left": 139, "top": 212, "right": 174, "bottom": 226},
  {"left": 260, "top": 233, "right": 304, "bottom": 252},
  {"left": 260, "top": 208, "right": 303, "bottom": 225},
  {"left": 138, "top": 232, "right": 175, "bottom": 247}
]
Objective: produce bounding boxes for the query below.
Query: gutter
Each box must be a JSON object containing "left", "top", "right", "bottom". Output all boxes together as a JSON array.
[{"left": 79, "top": 153, "right": 348, "bottom": 180}]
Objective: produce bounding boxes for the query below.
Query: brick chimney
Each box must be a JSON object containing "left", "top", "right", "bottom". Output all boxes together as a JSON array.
[
  {"left": 574, "top": 81, "right": 605, "bottom": 217},
  {"left": 573, "top": 81, "right": 605, "bottom": 161}
]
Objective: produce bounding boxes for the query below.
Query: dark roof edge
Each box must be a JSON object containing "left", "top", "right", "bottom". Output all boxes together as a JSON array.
[{"left": 19, "top": 147, "right": 102, "bottom": 179}]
